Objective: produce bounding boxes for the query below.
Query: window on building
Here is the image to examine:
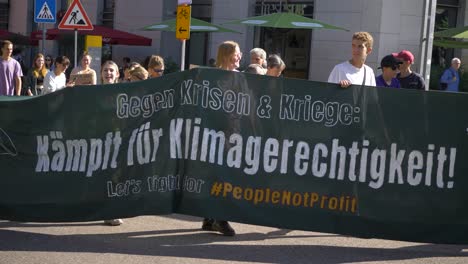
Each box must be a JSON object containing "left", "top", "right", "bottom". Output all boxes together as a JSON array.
[
  {"left": 433, "top": 0, "right": 459, "bottom": 68},
  {"left": 102, "top": 0, "right": 115, "bottom": 27},
  {"left": 0, "top": 0, "right": 9, "bottom": 30},
  {"left": 254, "top": 0, "right": 313, "bottom": 79},
  {"left": 186, "top": 0, "right": 212, "bottom": 67}
]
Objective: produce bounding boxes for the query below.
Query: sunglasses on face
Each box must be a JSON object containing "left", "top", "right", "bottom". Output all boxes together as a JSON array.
[{"left": 153, "top": 68, "right": 164, "bottom": 73}]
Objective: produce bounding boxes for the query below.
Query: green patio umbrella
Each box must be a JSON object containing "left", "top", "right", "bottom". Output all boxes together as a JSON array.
[
  {"left": 433, "top": 39, "right": 468, "bottom": 49},
  {"left": 143, "top": 18, "right": 240, "bottom": 71},
  {"left": 222, "top": 12, "right": 348, "bottom": 31},
  {"left": 434, "top": 26, "right": 468, "bottom": 39},
  {"left": 433, "top": 26, "right": 468, "bottom": 49},
  {"left": 143, "top": 18, "right": 241, "bottom": 33}
]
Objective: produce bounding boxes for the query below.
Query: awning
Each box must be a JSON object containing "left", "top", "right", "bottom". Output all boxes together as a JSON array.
[
  {"left": 0, "top": 30, "right": 37, "bottom": 46},
  {"left": 433, "top": 39, "right": 468, "bottom": 49},
  {"left": 30, "top": 25, "right": 152, "bottom": 46}
]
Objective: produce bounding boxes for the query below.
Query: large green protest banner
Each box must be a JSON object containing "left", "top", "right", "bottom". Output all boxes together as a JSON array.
[{"left": 1, "top": 68, "right": 467, "bottom": 244}]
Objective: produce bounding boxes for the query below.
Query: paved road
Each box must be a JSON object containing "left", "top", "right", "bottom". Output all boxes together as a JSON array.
[{"left": 0, "top": 215, "right": 467, "bottom": 264}]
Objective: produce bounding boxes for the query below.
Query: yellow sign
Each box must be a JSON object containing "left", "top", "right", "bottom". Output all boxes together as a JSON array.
[
  {"left": 176, "top": 5, "right": 191, "bottom": 40},
  {"left": 85, "top": 35, "right": 102, "bottom": 48}
]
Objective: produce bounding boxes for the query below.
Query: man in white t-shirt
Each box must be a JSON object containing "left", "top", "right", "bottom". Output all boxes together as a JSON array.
[{"left": 328, "top": 31, "right": 376, "bottom": 88}]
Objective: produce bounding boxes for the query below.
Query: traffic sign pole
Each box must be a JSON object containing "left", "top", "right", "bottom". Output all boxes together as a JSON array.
[
  {"left": 57, "top": 0, "right": 94, "bottom": 68},
  {"left": 35, "top": 0, "right": 56, "bottom": 55},
  {"left": 180, "top": 40, "right": 186, "bottom": 71},
  {"left": 74, "top": 29, "right": 78, "bottom": 68},
  {"left": 42, "top": 24, "right": 47, "bottom": 54},
  {"left": 176, "top": 5, "right": 191, "bottom": 71}
]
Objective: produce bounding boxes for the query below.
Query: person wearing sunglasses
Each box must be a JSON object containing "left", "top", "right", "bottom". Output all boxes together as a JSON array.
[
  {"left": 393, "top": 50, "right": 425, "bottom": 90},
  {"left": 147, "top": 55, "right": 165, "bottom": 78},
  {"left": 375, "top": 54, "right": 402, "bottom": 88},
  {"left": 44, "top": 55, "right": 54, "bottom": 70}
]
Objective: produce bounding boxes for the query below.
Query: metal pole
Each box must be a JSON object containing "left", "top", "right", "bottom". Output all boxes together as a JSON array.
[
  {"left": 42, "top": 23, "right": 46, "bottom": 55},
  {"left": 419, "top": 0, "right": 436, "bottom": 90},
  {"left": 74, "top": 29, "right": 78, "bottom": 68},
  {"left": 180, "top": 39, "right": 186, "bottom": 71},
  {"left": 424, "top": 0, "right": 437, "bottom": 90}
]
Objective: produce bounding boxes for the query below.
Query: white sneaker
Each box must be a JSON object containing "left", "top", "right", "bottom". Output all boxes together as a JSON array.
[{"left": 104, "top": 219, "right": 123, "bottom": 226}]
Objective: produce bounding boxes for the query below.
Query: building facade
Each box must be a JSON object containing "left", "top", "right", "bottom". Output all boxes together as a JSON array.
[{"left": 3, "top": 0, "right": 467, "bottom": 85}]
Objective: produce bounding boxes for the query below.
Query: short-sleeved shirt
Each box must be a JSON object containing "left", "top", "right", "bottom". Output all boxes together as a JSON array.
[
  {"left": 328, "top": 61, "right": 376, "bottom": 86},
  {"left": 375, "top": 75, "right": 400, "bottom": 88},
  {"left": 397, "top": 72, "right": 425, "bottom": 90},
  {"left": 0, "top": 58, "right": 23, "bottom": 96}
]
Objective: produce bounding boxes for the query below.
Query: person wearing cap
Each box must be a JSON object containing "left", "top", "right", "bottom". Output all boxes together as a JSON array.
[
  {"left": 393, "top": 50, "right": 426, "bottom": 90},
  {"left": 440, "top": 57, "right": 461, "bottom": 92},
  {"left": 328, "top": 31, "right": 376, "bottom": 88},
  {"left": 375, "top": 55, "right": 402, "bottom": 88}
]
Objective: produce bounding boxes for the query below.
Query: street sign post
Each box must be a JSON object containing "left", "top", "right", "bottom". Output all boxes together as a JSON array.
[
  {"left": 58, "top": 0, "right": 93, "bottom": 68},
  {"left": 34, "top": 0, "right": 56, "bottom": 23},
  {"left": 58, "top": 0, "right": 93, "bottom": 30},
  {"left": 176, "top": 5, "right": 191, "bottom": 71},
  {"left": 35, "top": 0, "right": 56, "bottom": 54}
]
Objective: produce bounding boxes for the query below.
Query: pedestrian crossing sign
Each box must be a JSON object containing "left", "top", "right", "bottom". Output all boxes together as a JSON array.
[
  {"left": 34, "top": 0, "right": 56, "bottom": 23},
  {"left": 58, "top": 0, "right": 93, "bottom": 30}
]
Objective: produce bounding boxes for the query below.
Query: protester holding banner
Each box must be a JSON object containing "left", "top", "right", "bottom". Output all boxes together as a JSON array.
[
  {"left": 215, "top": 41, "right": 242, "bottom": 72},
  {"left": 23, "top": 53, "right": 49, "bottom": 96},
  {"left": 266, "top": 54, "right": 286, "bottom": 77},
  {"left": 0, "top": 40, "right": 23, "bottom": 96},
  {"left": 43, "top": 55, "right": 71, "bottom": 94},
  {"left": 393, "top": 50, "right": 426, "bottom": 90},
  {"left": 250, "top": 47, "right": 267, "bottom": 69},
  {"left": 147, "top": 55, "right": 165, "bottom": 78},
  {"left": 375, "top": 54, "right": 402, "bottom": 88},
  {"left": 201, "top": 40, "right": 242, "bottom": 237},
  {"left": 328, "top": 31, "right": 376, "bottom": 88},
  {"left": 101, "top": 60, "right": 120, "bottom": 85},
  {"left": 123, "top": 62, "right": 142, "bottom": 82},
  {"left": 128, "top": 65, "right": 148, "bottom": 81},
  {"left": 70, "top": 51, "right": 97, "bottom": 86},
  {"left": 244, "top": 63, "right": 266, "bottom": 75},
  {"left": 99, "top": 61, "right": 145, "bottom": 226},
  {"left": 99, "top": 60, "right": 125, "bottom": 226}
]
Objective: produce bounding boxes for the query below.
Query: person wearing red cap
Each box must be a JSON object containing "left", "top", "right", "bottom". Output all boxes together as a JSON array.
[
  {"left": 328, "top": 31, "right": 376, "bottom": 88},
  {"left": 393, "top": 50, "right": 426, "bottom": 90}
]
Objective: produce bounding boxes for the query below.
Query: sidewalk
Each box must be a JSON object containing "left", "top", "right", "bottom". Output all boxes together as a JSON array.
[{"left": 0, "top": 214, "right": 467, "bottom": 264}]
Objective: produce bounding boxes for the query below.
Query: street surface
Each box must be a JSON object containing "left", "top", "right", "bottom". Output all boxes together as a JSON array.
[{"left": 0, "top": 214, "right": 467, "bottom": 264}]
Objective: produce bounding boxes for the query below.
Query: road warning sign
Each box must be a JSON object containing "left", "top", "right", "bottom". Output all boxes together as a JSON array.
[
  {"left": 58, "top": 0, "right": 93, "bottom": 30},
  {"left": 34, "top": 0, "right": 56, "bottom": 23}
]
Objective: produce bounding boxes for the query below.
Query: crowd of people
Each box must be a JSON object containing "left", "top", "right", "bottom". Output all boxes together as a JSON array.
[
  {"left": 327, "top": 31, "right": 461, "bottom": 91},
  {"left": 0, "top": 38, "right": 289, "bottom": 98},
  {"left": 0, "top": 33, "right": 463, "bottom": 236},
  {"left": 0, "top": 34, "right": 462, "bottom": 97}
]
